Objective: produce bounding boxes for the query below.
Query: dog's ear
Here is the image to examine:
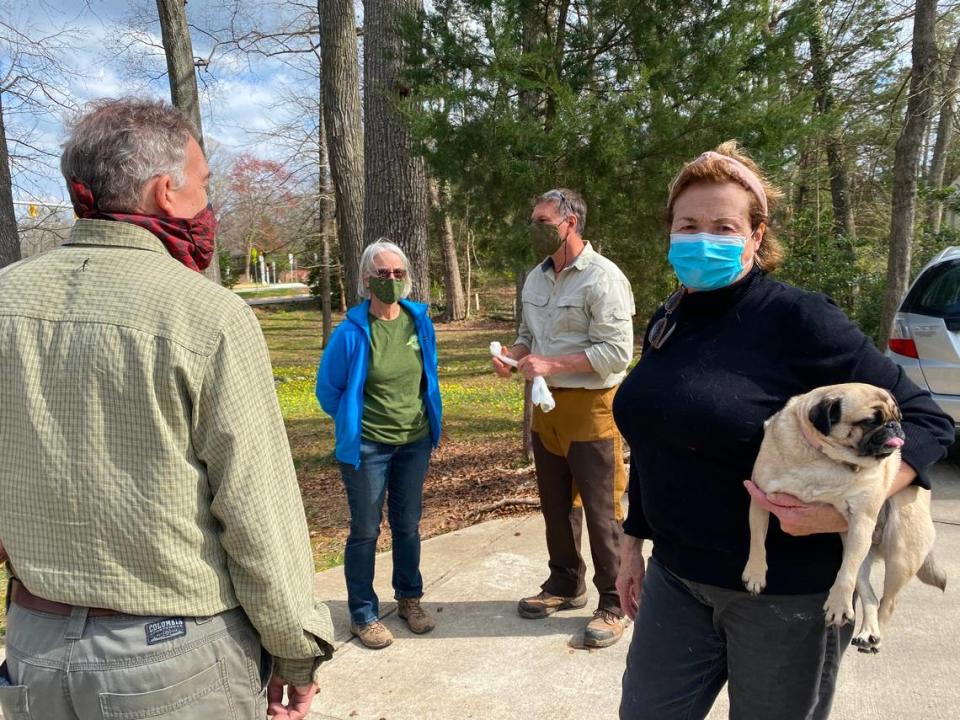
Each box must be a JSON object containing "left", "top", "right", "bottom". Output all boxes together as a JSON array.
[
  {"left": 887, "top": 392, "right": 903, "bottom": 421},
  {"left": 809, "top": 396, "right": 843, "bottom": 436}
]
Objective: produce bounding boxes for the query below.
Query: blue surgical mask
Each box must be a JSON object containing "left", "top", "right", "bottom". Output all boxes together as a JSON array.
[{"left": 668, "top": 233, "right": 748, "bottom": 291}]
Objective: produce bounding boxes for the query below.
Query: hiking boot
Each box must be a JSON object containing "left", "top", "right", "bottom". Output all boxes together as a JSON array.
[
  {"left": 583, "top": 608, "right": 625, "bottom": 648},
  {"left": 517, "top": 590, "right": 588, "bottom": 619},
  {"left": 398, "top": 597, "right": 435, "bottom": 634},
  {"left": 350, "top": 620, "right": 394, "bottom": 649}
]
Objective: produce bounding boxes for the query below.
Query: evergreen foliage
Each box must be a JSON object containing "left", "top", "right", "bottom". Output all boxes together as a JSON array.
[{"left": 404, "top": 0, "right": 960, "bottom": 338}]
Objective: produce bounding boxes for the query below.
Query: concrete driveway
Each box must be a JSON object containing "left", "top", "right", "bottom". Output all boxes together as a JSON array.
[
  {"left": 305, "top": 461, "right": 960, "bottom": 720},
  {"left": 3, "top": 463, "right": 958, "bottom": 719}
]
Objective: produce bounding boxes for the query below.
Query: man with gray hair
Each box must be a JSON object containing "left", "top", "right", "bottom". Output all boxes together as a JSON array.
[
  {"left": 0, "top": 98, "right": 332, "bottom": 720},
  {"left": 493, "top": 188, "right": 635, "bottom": 648}
]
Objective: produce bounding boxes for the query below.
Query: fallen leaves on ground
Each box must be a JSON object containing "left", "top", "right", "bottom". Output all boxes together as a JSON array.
[{"left": 298, "top": 436, "right": 540, "bottom": 567}]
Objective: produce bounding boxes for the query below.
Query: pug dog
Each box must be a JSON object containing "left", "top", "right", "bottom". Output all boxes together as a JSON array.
[{"left": 742, "top": 383, "right": 945, "bottom": 653}]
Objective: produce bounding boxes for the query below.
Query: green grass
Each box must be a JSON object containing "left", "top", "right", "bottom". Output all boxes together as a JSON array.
[
  {"left": 316, "top": 551, "right": 345, "bottom": 572},
  {"left": 234, "top": 287, "right": 309, "bottom": 300},
  {"left": 257, "top": 305, "right": 526, "bottom": 443}
]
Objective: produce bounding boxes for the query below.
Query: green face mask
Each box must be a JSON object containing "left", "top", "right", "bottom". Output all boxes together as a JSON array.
[
  {"left": 530, "top": 221, "right": 565, "bottom": 258},
  {"left": 369, "top": 277, "right": 404, "bottom": 304}
]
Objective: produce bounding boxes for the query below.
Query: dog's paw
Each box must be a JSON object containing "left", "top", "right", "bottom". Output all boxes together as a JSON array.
[
  {"left": 823, "top": 590, "right": 855, "bottom": 627},
  {"left": 852, "top": 632, "right": 882, "bottom": 654},
  {"left": 741, "top": 564, "right": 767, "bottom": 595}
]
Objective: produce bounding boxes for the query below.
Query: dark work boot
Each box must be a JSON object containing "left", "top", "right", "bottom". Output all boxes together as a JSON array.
[
  {"left": 517, "top": 590, "right": 588, "bottom": 619},
  {"left": 583, "top": 608, "right": 625, "bottom": 648}
]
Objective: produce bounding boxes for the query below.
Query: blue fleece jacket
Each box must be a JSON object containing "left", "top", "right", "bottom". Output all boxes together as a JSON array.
[{"left": 315, "top": 299, "right": 442, "bottom": 467}]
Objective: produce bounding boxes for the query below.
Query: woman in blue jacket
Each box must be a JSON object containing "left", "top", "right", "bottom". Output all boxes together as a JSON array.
[{"left": 316, "top": 239, "right": 443, "bottom": 650}]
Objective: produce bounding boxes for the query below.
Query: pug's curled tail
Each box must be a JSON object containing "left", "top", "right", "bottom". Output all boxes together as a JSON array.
[{"left": 917, "top": 551, "right": 947, "bottom": 591}]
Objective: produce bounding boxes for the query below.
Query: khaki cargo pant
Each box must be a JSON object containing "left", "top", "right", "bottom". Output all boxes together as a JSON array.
[
  {"left": 532, "top": 385, "right": 627, "bottom": 614},
  {"left": 0, "top": 600, "right": 270, "bottom": 720}
]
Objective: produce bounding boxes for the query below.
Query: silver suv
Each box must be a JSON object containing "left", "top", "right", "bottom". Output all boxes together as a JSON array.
[{"left": 886, "top": 246, "right": 960, "bottom": 425}]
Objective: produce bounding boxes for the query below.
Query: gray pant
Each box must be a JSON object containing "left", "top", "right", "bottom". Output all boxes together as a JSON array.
[
  {"left": 620, "top": 557, "right": 854, "bottom": 720},
  {"left": 0, "top": 601, "right": 269, "bottom": 719}
]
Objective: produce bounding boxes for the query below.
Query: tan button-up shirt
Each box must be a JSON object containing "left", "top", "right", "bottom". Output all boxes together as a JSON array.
[
  {"left": 515, "top": 242, "right": 635, "bottom": 389},
  {"left": 0, "top": 220, "right": 333, "bottom": 685}
]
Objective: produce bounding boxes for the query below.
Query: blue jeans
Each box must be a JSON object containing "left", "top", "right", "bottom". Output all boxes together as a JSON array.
[{"left": 340, "top": 436, "right": 432, "bottom": 625}]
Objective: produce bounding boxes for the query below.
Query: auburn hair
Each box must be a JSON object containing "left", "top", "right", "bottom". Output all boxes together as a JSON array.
[{"left": 666, "top": 140, "right": 785, "bottom": 272}]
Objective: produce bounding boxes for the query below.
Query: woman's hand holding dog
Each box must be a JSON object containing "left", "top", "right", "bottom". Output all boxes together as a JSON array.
[
  {"left": 616, "top": 535, "right": 646, "bottom": 619},
  {"left": 743, "top": 481, "right": 848, "bottom": 536}
]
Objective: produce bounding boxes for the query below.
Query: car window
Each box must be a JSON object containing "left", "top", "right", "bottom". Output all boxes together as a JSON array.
[{"left": 903, "top": 259, "right": 960, "bottom": 317}]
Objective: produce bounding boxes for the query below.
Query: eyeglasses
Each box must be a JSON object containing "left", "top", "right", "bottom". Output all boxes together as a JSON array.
[
  {"left": 648, "top": 288, "right": 685, "bottom": 350},
  {"left": 375, "top": 268, "right": 407, "bottom": 280}
]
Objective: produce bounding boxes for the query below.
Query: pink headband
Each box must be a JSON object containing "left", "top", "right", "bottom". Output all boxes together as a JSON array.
[{"left": 668, "top": 150, "right": 768, "bottom": 218}]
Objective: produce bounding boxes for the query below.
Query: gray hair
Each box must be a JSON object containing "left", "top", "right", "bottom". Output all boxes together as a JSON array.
[
  {"left": 60, "top": 98, "right": 200, "bottom": 212},
  {"left": 535, "top": 188, "right": 587, "bottom": 234},
  {"left": 358, "top": 239, "right": 413, "bottom": 300}
]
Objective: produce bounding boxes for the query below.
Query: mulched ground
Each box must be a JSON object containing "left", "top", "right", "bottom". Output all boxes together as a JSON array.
[{"left": 298, "top": 435, "right": 541, "bottom": 566}]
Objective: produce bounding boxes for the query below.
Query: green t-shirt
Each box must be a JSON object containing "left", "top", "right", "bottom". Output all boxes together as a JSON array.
[{"left": 361, "top": 309, "right": 430, "bottom": 445}]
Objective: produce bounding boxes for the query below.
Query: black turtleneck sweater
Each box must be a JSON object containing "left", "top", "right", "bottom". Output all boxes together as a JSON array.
[{"left": 613, "top": 269, "right": 954, "bottom": 594}]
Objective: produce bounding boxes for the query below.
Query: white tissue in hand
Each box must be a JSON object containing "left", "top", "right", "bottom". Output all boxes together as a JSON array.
[
  {"left": 489, "top": 341, "right": 518, "bottom": 367},
  {"left": 489, "top": 341, "right": 554, "bottom": 412},
  {"left": 531, "top": 377, "right": 555, "bottom": 412}
]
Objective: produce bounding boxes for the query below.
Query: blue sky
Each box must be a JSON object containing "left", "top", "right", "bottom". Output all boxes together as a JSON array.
[{"left": 4, "top": 0, "right": 320, "bottom": 207}]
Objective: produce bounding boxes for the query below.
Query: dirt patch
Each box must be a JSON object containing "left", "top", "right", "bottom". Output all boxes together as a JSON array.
[{"left": 298, "top": 437, "right": 540, "bottom": 566}]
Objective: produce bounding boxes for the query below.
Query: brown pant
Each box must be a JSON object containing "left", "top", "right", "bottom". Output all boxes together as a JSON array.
[{"left": 532, "top": 386, "right": 626, "bottom": 614}]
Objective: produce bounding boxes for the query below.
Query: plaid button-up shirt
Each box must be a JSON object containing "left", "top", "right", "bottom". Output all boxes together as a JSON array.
[{"left": 0, "top": 220, "right": 333, "bottom": 685}]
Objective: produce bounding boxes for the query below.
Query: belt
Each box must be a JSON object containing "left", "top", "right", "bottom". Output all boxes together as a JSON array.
[
  {"left": 547, "top": 386, "right": 613, "bottom": 392},
  {"left": 10, "top": 579, "right": 122, "bottom": 617}
]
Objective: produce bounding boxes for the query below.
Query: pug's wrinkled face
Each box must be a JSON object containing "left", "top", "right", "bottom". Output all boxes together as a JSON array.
[{"left": 807, "top": 385, "right": 905, "bottom": 459}]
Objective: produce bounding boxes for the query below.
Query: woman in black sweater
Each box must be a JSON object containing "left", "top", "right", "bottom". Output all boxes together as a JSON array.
[{"left": 613, "top": 143, "right": 954, "bottom": 720}]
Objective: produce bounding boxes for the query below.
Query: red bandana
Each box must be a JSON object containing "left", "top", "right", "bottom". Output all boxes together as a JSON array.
[{"left": 67, "top": 178, "right": 217, "bottom": 273}]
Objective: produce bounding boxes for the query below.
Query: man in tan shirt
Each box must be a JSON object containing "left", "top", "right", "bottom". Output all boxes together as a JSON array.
[
  {"left": 493, "top": 188, "right": 635, "bottom": 648},
  {"left": 0, "top": 99, "right": 332, "bottom": 719}
]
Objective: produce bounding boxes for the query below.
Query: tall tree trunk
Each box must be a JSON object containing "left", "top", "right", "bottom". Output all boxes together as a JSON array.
[
  {"left": 321, "top": 231, "right": 333, "bottom": 343},
  {"left": 319, "top": 112, "right": 334, "bottom": 347},
  {"left": 521, "top": 379, "right": 533, "bottom": 462},
  {"left": 464, "top": 225, "right": 472, "bottom": 320},
  {"left": 543, "top": 0, "right": 570, "bottom": 131},
  {"left": 879, "top": 0, "right": 939, "bottom": 349},
  {"left": 0, "top": 94, "right": 20, "bottom": 269},
  {"left": 320, "top": 0, "right": 364, "bottom": 308},
  {"left": 155, "top": 0, "right": 220, "bottom": 284},
  {"left": 518, "top": 0, "right": 544, "bottom": 118},
  {"left": 807, "top": 0, "right": 856, "bottom": 246},
  {"left": 927, "top": 35, "right": 960, "bottom": 235},
  {"left": 517, "top": 0, "right": 548, "bottom": 460},
  {"left": 156, "top": 0, "right": 203, "bottom": 148},
  {"left": 793, "top": 143, "right": 814, "bottom": 214},
  {"left": 337, "top": 267, "right": 347, "bottom": 312},
  {"left": 515, "top": 265, "right": 533, "bottom": 461},
  {"left": 363, "top": 0, "right": 431, "bottom": 303},
  {"left": 430, "top": 181, "right": 465, "bottom": 321}
]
